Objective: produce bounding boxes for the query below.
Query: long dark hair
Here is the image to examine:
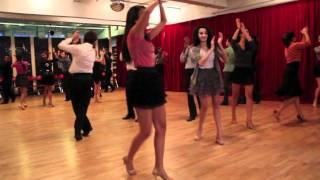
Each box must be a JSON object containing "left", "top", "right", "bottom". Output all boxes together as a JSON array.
[
  {"left": 122, "top": 5, "right": 145, "bottom": 63},
  {"left": 282, "top": 32, "right": 295, "bottom": 47},
  {"left": 192, "top": 25, "right": 213, "bottom": 49}
]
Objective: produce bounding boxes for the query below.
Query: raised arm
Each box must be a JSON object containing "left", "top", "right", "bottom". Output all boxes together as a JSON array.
[
  {"left": 300, "top": 27, "right": 311, "bottom": 46},
  {"left": 58, "top": 38, "right": 81, "bottom": 54},
  {"left": 130, "top": 0, "right": 160, "bottom": 37},
  {"left": 217, "top": 32, "right": 227, "bottom": 63},
  {"left": 232, "top": 18, "right": 241, "bottom": 40},
  {"left": 180, "top": 46, "right": 189, "bottom": 63},
  {"left": 148, "top": 0, "right": 167, "bottom": 40},
  {"left": 240, "top": 22, "right": 252, "bottom": 42},
  {"left": 180, "top": 37, "right": 191, "bottom": 63}
]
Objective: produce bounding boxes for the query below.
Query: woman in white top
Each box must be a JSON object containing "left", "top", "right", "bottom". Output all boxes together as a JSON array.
[
  {"left": 189, "top": 26, "right": 227, "bottom": 145},
  {"left": 58, "top": 31, "right": 97, "bottom": 141}
]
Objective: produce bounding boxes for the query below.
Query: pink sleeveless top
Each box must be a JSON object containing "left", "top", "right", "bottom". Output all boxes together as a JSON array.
[{"left": 127, "top": 31, "right": 155, "bottom": 67}]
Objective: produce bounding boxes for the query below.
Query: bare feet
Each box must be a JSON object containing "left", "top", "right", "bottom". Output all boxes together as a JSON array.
[
  {"left": 216, "top": 138, "right": 224, "bottom": 145},
  {"left": 123, "top": 156, "right": 136, "bottom": 176},
  {"left": 246, "top": 121, "right": 255, "bottom": 129},
  {"left": 313, "top": 102, "right": 317, "bottom": 108},
  {"left": 152, "top": 168, "right": 173, "bottom": 180},
  {"left": 48, "top": 104, "right": 54, "bottom": 108},
  {"left": 194, "top": 131, "right": 203, "bottom": 141},
  {"left": 18, "top": 105, "right": 25, "bottom": 110}
]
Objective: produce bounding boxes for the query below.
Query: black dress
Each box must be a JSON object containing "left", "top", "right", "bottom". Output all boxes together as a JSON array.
[{"left": 93, "top": 61, "right": 105, "bottom": 83}]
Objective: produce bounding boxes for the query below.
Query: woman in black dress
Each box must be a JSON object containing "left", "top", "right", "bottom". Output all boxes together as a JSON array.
[
  {"left": 39, "top": 51, "right": 56, "bottom": 107},
  {"left": 93, "top": 49, "right": 106, "bottom": 103},
  {"left": 274, "top": 27, "right": 311, "bottom": 122},
  {"left": 230, "top": 18, "right": 257, "bottom": 129}
]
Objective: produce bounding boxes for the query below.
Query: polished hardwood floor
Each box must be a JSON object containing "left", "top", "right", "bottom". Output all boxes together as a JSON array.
[{"left": 0, "top": 89, "right": 319, "bottom": 180}]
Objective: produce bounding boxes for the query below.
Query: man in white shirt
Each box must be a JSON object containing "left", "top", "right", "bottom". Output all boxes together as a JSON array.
[
  {"left": 58, "top": 31, "right": 97, "bottom": 141},
  {"left": 180, "top": 36, "right": 200, "bottom": 121}
]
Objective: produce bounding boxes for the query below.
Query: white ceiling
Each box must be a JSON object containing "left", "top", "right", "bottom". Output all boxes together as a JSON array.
[{"left": 0, "top": 0, "right": 297, "bottom": 26}]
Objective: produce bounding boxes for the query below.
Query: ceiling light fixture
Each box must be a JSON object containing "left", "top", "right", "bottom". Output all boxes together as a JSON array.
[{"left": 110, "top": 0, "right": 125, "bottom": 12}]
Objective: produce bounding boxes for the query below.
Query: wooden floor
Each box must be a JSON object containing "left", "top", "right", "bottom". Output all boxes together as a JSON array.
[{"left": 0, "top": 89, "right": 319, "bottom": 180}]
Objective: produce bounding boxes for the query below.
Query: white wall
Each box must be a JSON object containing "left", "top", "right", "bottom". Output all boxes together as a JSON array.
[{"left": 0, "top": 0, "right": 298, "bottom": 26}]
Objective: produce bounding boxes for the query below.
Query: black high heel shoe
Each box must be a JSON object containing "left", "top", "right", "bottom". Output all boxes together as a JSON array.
[
  {"left": 82, "top": 127, "right": 93, "bottom": 137},
  {"left": 75, "top": 134, "right": 83, "bottom": 141},
  {"left": 297, "top": 115, "right": 306, "bottom": 123},
  {"left": 122, "top": 114, "right": 135, "bottom": 120}
]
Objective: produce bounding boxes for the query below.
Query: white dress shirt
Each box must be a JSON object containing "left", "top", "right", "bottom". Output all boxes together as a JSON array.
[
  {"left": 58, "top": 38, "right": 96, "bottom": 74},
  {"left": 180, "top": 46, "right": 197, "bottom": 69}
]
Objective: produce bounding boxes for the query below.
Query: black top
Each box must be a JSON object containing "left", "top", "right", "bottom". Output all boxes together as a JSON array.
[
  {"left": 39, "top": 59, "right": 56, "bottom": 75},
  {"left": 231, "top": 40, "right": 257, "bottom": 68}
]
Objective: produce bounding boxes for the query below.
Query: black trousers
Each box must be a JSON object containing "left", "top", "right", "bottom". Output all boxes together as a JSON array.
[
  {"left": 222, "top": 72, "right": 232, "bottom": 103},
  {"left": 185, "top": 69, "right": 200, "bottom": 117},
  {"left": 70, "top": 74, "right": 93, "bottom": 136},
  {"left": 2, "top": 80, "right": 15, "bottom": 102},
  {"left": 125, "top": 70, "right": 135, "bottom": 116},
  {"left": 62, "top": 72, "right": 71, "bottom": 100}
]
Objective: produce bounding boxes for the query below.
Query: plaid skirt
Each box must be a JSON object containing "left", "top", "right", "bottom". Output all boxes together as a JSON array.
[{"left": 190, "top": 68, "right": 223, "bottom": 96}]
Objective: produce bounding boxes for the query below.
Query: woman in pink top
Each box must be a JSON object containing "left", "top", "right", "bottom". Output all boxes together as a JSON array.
[
  {"left": 122, "top": 0, "right": 171, "bottom": 179},
  {"left": 274, "top": 27, "right": 311, "bottom": 122},
  {"left": 12, "top": 54, "right": 30, "bottom": 110}
]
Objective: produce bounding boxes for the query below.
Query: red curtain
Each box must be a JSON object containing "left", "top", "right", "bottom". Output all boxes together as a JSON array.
[{"left": 116, "top": 0, "right": 320, "bottom": 101}]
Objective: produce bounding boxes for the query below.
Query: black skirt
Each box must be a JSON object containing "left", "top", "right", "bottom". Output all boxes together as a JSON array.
[
  {"left": 15, "top": 74, "right": 29, "bottom": 87},
  {"left": 40, "top": 73, "right": 55, "bottom": 86},
  {"left": 93, "top": 62, "right": 105, "bottom": 83},
  {"left": 128, "top": 67, "right": 166, "bottom": 109},
  {"left": 314, "top": 63, "right": 320, "bottom": 77},
  {"left": 231, "top": 67, "right": 254, "bottom": 85},
  {"left": 276, "top": 62, "right": 302, "bottom": 97}
]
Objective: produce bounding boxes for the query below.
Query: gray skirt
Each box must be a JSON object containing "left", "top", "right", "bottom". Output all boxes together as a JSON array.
[{"left": 190, "top": 68, "right": 223, "bottom": 96}]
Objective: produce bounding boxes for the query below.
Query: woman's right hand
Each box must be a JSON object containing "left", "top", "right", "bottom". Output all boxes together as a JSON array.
[
  {"left": 301, "top": 26, "right": 308, "bottom": 34},
  {"left": 236, "top": 18, "right": 241, "bottom": 29},
  {"left": 211, "top": 36, "right": 216, "bottom": 49},
  {"left": 72, "top": 31, "right": 80, "bottom": 43}
]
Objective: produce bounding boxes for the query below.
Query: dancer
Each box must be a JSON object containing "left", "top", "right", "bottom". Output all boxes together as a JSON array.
[
  {"left": 180, "top": 36, "right": 200, "bottom": 121},
  {"left": 57, "top": 50, "right": 71, "bottom": 101},
  {"left": 230, "top": 18, "right": 257, "bottom": 129},
  {"left": 93, "top": 49, "right": 106, "bottom": 103},
  {"left": 104, "top": 51, "right": 115, "bottom": 92},
  {"left": 274, "top": 26, "right": 311, "bottom": 122},
  {"left": 39, "top": 51, "right": 56, "bottom": 107},
  {"left": 221, "top": 36, "right": 235, "bottom": 105},
  {"left": 12, "top": 54, "right": 30, "bottom": 110},
  {"left": 122, "top": 1, "right": 172, "bottom": 179},
  {"left": 0, "top": 54, "right": 15, "bottom": 104},
  {"left": 58, "top": 31, "right": 97, "bottom": 141},
  {"left": 313, "top": 36, "right": 320, "bottom": 107},
  {"left": 189, "top": 26, "right": 226, "bottom": 144},
  {"left": 122, "top": 57, "right": 136, "bottom": 120}
]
